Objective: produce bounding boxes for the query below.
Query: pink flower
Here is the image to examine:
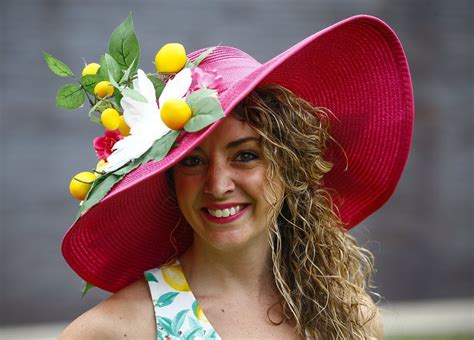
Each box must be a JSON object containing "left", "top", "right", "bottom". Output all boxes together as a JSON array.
[
  {"left": 190, "top": 67, "right": 223, "bottom": 92},
  {"left": 93, "top": 130, "right": 123, "bottom": 161}
]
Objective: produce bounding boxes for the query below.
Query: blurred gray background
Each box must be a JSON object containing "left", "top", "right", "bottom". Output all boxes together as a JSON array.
[{"left": 1, "top": 0, "right": 472, "bottom": 328}]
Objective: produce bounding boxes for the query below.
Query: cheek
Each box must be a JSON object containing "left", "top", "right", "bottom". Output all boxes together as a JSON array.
[{"left": 173, "top": 175, "right": 199, "bottom": 212}]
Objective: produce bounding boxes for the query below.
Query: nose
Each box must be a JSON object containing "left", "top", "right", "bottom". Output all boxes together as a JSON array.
[{"left": 203, "top": 160, "right": 235, "bottom": 198}]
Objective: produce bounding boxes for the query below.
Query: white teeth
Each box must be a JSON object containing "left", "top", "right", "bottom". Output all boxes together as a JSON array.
[{"left": 207, "top": 205, "right": 242, "bottom": 218}]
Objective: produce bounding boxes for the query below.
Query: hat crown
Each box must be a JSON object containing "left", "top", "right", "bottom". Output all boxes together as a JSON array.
[{"left": 188, "top": 46, "right": 261, "bottom": 93}]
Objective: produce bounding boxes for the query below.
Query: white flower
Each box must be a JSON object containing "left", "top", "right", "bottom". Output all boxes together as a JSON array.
[{"left": 103, "top": 68, "right": 192, "bottom": 172}]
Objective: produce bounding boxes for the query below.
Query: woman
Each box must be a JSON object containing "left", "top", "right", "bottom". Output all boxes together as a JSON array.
[{"left": 59, "top": 15, "right": 413, "bottom": 339}]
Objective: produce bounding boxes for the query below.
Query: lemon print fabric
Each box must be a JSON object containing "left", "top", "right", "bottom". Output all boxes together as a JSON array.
[
  {"left": 145, "top": 259, "right": 220, "bottom": 339},
  {"left": 193, "top": 300, "right": 209, "bottom": 323},
  {"left": 162, "top": 264, "right": 191, "bottom": 292}
]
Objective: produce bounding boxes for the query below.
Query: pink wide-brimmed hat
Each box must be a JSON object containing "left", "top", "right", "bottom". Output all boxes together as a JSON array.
[{"left": 62, "top": 15, "right": 414, "bottom": 292}]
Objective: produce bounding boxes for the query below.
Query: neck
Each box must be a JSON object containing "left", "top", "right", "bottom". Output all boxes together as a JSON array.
[{"left": 179, "top": 233, "right": 276, "bottom": 299}]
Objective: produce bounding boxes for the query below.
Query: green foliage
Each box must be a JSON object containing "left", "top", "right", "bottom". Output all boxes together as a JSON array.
[
  {"left": 75, "top": 173, "right": 124, "bottom": 221},
  {"left": 183, "top": 326, "right": 205, "bottom": 339},
  {"left": 98, "top": 54, "right": 109, "bottom": 80},
  {"left": 108, "top": 14, "right": 140, "bottom": 73},
  {"left": 145, "top": 272, "right": 159, "bottom": 283},
  {"left": 114, "top": 90, "right": 123, "bottom": 111},
  {"left": 104, "top": 53, "right": 122, "bottom": 83},
  {"left": 156, "top": 292, "right": 179, "bottom": 307},
  {"left": 56, "top": 83, "right": 85, "bottom": 109},
  {"left": 158, "top": 316, "right": 173, "bottom": 336},
  {"left": 122, "top": 87, "right": 148, "bottom": 103},
  {"left": 87, "top": 99, "right": 106, "bottom": 124},
  {"left": 74, "top": 130, "right": 179, "bottom": 217},
  {"left": 81, "top": 281, "right": 95, "bottom": 297},
  {"left": 142, "top": 130, "right": 180, "bottom": 163},
  {"left": 81, "top": 74, "right": 102, "bottom": 94},
  {"left": 187, "top": 46, "right": 217, "bottom": 68},
  {"left": 43, "top": 52, "right": 74, "bottom": 77},
  {"left": 119, "top": 60, "right": 136, "bottom": 84},
  {"left": 185, "top": 89, "right": 224, "bottom": 132},
  {"left": 148, "top": 74, "right": 166, "bottom": 99},
  {"left": 171, "top": 310, "right": 189, "bottom": 336},
  {"left": 108, "top": 70, "right": 120, "bottom": 90}
]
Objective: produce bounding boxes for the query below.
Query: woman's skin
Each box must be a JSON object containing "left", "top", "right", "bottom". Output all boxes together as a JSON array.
[
  {"left": 173, "top": 116, "right": 300, "bottom": 339},
  {"left": 59, "top": 115, "right": 382, "bottom": 339}
]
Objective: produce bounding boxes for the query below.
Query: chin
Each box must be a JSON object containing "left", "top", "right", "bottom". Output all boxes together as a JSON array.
[{"left": 199, "top": 226, "right": 265, "bottom": 252}]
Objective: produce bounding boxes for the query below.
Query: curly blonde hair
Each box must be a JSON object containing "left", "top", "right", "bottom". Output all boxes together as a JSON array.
[{"left": 234, "top": 85, "right": 378, "bottom": 339}]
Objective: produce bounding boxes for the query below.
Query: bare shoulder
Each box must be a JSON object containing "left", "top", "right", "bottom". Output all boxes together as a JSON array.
[
  {"left": 359, "top": 293, "right": 384, "bottom": 339},
  {"left": 59, "top": 279, "right": 155, "bottom": 339}
]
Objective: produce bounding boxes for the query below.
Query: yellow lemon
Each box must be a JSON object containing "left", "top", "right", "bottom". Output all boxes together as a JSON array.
[
  {"left": 94, "top": 159, "right": 108, "bottom": 174},
  {"left": 94, "top": 81, "right": 114, "bottom": 99},
  {"left": 69, "top": 171, "right": 96, "bottom": 201},
  {"left": 155, "top": 43, "right": 187, "bottom": 74},
  {"left": 162, "top": 265, "right": 190, "bottom": 291},
  {"left": 118, "top": 115, "right": 130, "bottom": 136},
  {"left": 81, "top": 63, "right": 100, "bottom": 76},
  {"left": 195, "top": 304, "right": 209, "bottom": 322},
  {"left": 101, "top": 108, "right": 120, "bottom": 130},
  {"left": 160, "top": 98, "right": 192, "bottom": 130}
]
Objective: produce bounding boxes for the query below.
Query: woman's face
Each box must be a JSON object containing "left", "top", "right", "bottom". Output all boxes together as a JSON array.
[{"left": 173, "top": 115, "right": 283, "bottom": 251}]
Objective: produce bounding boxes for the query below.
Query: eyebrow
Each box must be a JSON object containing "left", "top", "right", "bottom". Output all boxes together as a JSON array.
[{"left": 194, "top": 137, "right": 261, "bottom": 151}]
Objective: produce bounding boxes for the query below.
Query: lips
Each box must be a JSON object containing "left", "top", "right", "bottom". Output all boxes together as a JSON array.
[
  {"left": 207, "top": 204, "right": 243, "bottom": 217},
  {"left": 201, "top": 204, "right": 250, "bottom": 224},
  {"left": 204, "top": 202, "right": 248, "bottom": 209}
]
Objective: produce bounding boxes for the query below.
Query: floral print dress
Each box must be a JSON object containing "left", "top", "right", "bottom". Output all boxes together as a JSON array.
[{"left": 145, "top": 258, "right": 221, "bottom": 340}]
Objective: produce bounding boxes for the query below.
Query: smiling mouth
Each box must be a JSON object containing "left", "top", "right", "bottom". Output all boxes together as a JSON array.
[
  {"left": 200, "top": 204, "right": 249, "bottom": 222},
  {"left": 205, "top": 204, "right": 245, "bottom": 218}
]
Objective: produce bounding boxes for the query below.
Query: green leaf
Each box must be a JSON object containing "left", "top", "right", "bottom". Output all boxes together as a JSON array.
[
  {"left": 183, "top": 326, "right": 204, "bottom": 339},
  {"left": 112, "top": 158, "right": 142, "bottom": 176},
  {"left": 192, "top": 300, "right": 199, "bottom": 316},
  {"left": 206, "top": 329, "right": 218, "bottom": 339},
  {"left": 43, "top": 52, "right": 74, "bottom": 77},
  {"left": 191, "top": 46, "right": 217, "bottom": 67},
  {"left": 187, "top": 312, "right": 201, "bottom": 329},
  {"left": 119, "top": 59, "right": 136, "bottom": 84},
  {"left": 75, "top": 173, "right": 123, "bottom": 220},
  {"left": 171, "top": 309, "right": 189, "bottom": 336},
  {"left": 122, "top": 87, "right": 148, "bottom": 103},
  {"left": 145, "top": 272, "right": 158, "bottom": 283},
  {"left": 105, "top": 53, "right": 122, "bottom": 83},
  {"left": 114, "top": 90, "right": 123, "bottom": 111},
  {"left": 81, "top": 281, "right": 95, "bottom": 298},
  {"left": 108, "top": 70, "right": 120, "bottom": 90},
  {"left": 109, "top": 14, "right": 140, "bottom": 72},
  {"left": 56, "top": 83, "right": 85, "bottom": 109},
  {"left": 81, "top": 74, "right": 103, "bottom": 94},
  {"left": 88, "top": 99, "right": 106, "bottom": 124},
  {"left": 156, "top": 292, "right": 179, "bottom": 307},
  {"left": 157, "top": 316, "right": 174, "bottom": 335},
  {"left": 98, "top": 54, "right": 109, "bottom": 80},
  {"left": 184, "top": 89, "right": 224, "bottom": 132},
  {"left": 142, "top": 130, "right": 179, "bottom": 163},
  {"left": 147, "top": 74, "right": 166, "bottom": 99}
]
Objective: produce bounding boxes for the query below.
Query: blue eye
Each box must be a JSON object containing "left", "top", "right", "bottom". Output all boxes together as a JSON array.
[
  {"left": 235, "top": 151, "right": 259, "bottom": 162},
  {"left": 179, "top": 156, "right": 203, "bottom": 167}
]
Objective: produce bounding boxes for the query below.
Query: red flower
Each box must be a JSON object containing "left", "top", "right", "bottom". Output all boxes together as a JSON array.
[{"left": 93, "top": 130, "right": 123, "bottom": 161}]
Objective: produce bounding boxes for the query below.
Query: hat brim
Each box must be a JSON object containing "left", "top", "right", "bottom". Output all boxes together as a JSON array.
[{"left": 62, "top": 15, "right": 414, "bottom": 292}]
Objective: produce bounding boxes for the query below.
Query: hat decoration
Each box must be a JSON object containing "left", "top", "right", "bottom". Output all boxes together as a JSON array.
[{"left": 44, "top": 14, "right": 224, "bottom": 218}]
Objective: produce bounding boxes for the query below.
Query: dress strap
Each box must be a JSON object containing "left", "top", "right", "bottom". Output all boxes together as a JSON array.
[{"left": 145, "top": 258, "right": 221, "bottom": 339}]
